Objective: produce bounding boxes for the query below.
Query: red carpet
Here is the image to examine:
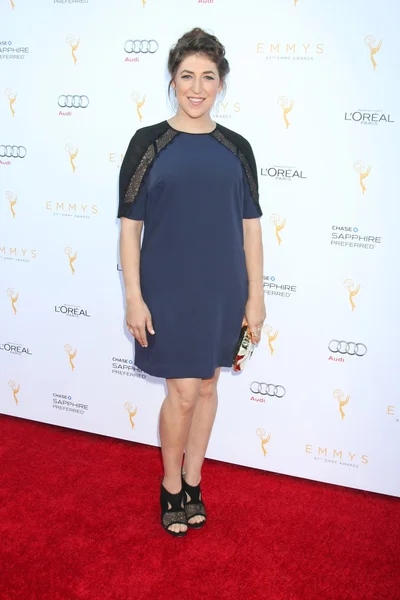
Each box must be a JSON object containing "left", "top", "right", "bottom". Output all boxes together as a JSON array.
[{"left": 1, "top": 414, "right": 399, "bottom": 600}]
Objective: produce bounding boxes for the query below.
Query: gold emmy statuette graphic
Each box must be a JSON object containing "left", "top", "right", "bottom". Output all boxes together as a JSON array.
[
  {"left": 141, "top": 0, "right": 147, "bottom": 6},
  {"left": 294, "top": 0, "right": 300, "bottom": 5},
  {"left": 65, "top": 143, "right": 78, "bottom": 173},
  {"left": 8, "top": 380, "right": 20, "bottom": 405},
  {"left": 64, "top": 344, "right": 77, "bottom": 371},
  {"left": 354, "top": 161, "right": 372, "bottom": 194},
  {"left": 278, "top": 96, "right": 294, "bottom": 129},
  {"left": 6, "top": 191, "right": 17, "bottom": 218},
  {"left": 10, "top": 0, "right": 15, "bottom": 9},
  {"left": 66, "top": 34, "right": 80, "bottom": 65},
  {"left": 124, "top": 402, "right": 138, "bottom": 429},
  {"left": 7, "top": 288, "right": 19, "bottom": 315},
  {"left": 64, "top": 246, "right": 78, "bottom": 275},
  {"left": 343, "top": 279, "right": 360, "bottom": 312},
  {"left": 131, "top": 91, "right": 146, "bottom": 123},
  {"left": 364, "top": 35, "right": 382, "bottom": 71},
  {"left": 333, "top": 389, "right": 350, "bottom": 420},
  {"left": 270, "top": 214, "right": 286, "bottom": 245},
  {"left": 262, "top": 324, "right": 278, "bottom": 355},
  {"left": 256, "top": 428, "right": 271, "bottom": 457},
  {"left": 5, "top": 88, "right": 17, "bottom": 117}
]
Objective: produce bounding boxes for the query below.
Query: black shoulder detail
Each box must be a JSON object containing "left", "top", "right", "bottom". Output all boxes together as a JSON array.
[
  {"left": 119, "top": 121, "right": 179, "bottom": 207},
  {"left": 211, "top": 123, "right": 262, "bottom": 216}
]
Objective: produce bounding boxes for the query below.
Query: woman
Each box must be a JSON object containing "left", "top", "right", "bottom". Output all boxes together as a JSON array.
[{"left": 118, "top": 28, "right": 266, "bottom": 536}]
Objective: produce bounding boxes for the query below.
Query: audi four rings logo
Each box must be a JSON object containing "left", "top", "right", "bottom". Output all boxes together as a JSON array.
[
  {"left": 58, "top": 95, "right": 89, "bottom": 108},
  {"left": 250, "top": 382, "right": 286, "bottom": 397},
  {"left": 328, "top": 340, "right": 367, "bottom": 356},
  {"left": 124, "top": 39, "right": 159, "bottom": 54},
  {"left": 0, "top": 145, "right": 27, "bottom": 158}
]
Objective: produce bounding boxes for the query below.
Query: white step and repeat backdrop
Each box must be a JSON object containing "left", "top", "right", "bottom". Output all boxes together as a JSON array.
[{"left": 1, "top": 0, "right": 399, "bottom": 497}]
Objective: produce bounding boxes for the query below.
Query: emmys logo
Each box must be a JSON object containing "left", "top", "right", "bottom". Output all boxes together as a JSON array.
[
  {"left": 9, "top": 0, "right": 15, "bottom": 9},
  {"left": 343, "top": 279, "right": 360, "bottom": 311},
  {"left": 8, "top": 380, "right": 20, "bottom": 405},
  {"left": 364, "top": 35, "right": 382, "bottom": 71},
  {"left": 66, "top": 34, "right": 80, "bottom": 65},
  {"left": 7, "top": 288, "right": 19, "bottom": 315},
  {"left": 64, "top": 247, "right": 78, "bottom": 274},
  {"left": 65, "top": 143, "right": 78, "bottom": 173},
  {"left": 109, "top": 152, "right": 125, "bottom": 169},
  {"left": 278, "top": 97, "right": 294, "bottom": 129},
  {"left": 141, "top": 0, "right": 146, "bottom": 6},
  {"left": 294, "top": 0, "right": 300, "bottom": 5},
  {"left": 0, "top": 247, "right": 36, "bottom": 263},
  {"left": 256, "top": 429, "right": 271, "bottom": 457},
  {"left": 211, "top": 101, "right": 240, "bottom": 119},
  {"left": 306, "top": 444, "right": 368, "bottom": 466},
  {"left": 4, "top": 88, "right": 17, "bottom": 117},
  {"left": 262, "top": 324, "right": 278, "bottom": 355},
  {"left": 6, "top": 191, "right": 17, "bottom": 218},
  {"left": 333, "top": 389, "right": 350, "bottom": 420},
  {"left": 64, "top": 344, "right": 77, "bottom": 371},
  {"left": 124, "top": 402, "right": 138, "bottom": 429},
  {"left": 270, "top": 214, "right": 286, "bottom": 245},
  {"left": 354, "top": 161, "right": 372, "bottom": 194},
  {"left": 257, "top": 42, "right": 324, "bottom": 60},
  {"left": 46, "top": 202, "right": 98, "bottom": 219},
  {"left": 131, "top": 91, "right": 146, "bottom": 122}
]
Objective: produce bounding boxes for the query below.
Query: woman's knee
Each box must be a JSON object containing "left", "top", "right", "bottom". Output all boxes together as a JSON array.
[
  {"left": 199, "top": 367, "right": 221, "bottom": 400},
  {"left": 166, "top": 378, "right": 201, "bottom": 413}
]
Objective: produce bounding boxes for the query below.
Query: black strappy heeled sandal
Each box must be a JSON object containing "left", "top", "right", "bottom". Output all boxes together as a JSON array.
[
  {"left": 181, "top": 473, "right": 207, "bottom": 529},
  {"left": 160, "top": 483, "right": 188, "bottom": 537}
]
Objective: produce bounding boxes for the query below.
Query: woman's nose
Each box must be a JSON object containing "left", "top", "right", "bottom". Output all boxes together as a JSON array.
[{"left": 191, "top": 78, "right": 202, "bottom": 94}]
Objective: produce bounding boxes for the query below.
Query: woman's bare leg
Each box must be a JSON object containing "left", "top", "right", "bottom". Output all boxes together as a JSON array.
[
  {"left": 160, "top": 377, "right": 202, "bottom": 534},
  {"left": 182, "top": 367, "right": 221, "bottom": 525}
]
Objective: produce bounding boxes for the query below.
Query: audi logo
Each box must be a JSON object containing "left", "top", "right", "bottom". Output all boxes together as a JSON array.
[
  {"left": 58, "top": 95, "right": 89, "bottom": 108},
  {"left": 250, "top": 382, "right": 286, "bottom": 397},
  {"left": 124, "top": 39, "right": 159, "bottom": 54},
  {"left": 0, "top": 145, "right": 27, "bottom": 158},
  {"left": 328, "top": 340, "right": 367, "bottom": 356}
]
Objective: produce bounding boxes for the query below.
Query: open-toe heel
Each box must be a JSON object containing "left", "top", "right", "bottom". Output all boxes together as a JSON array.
[
  {"left": 182, "top": 475, "right": 207, "bottom": 529},
  {"left": 160, "top": 483, "right": 188, "bottom": 537}
]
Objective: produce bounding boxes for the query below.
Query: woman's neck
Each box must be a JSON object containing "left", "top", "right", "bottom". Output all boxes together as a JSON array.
[{"left": 168, "top": 111, "right": 216, "bottom": 134}]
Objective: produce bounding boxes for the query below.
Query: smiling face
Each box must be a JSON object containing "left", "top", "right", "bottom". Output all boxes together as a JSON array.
[{"left": 171, "top": 53, "right": 223, "bottom": 120}]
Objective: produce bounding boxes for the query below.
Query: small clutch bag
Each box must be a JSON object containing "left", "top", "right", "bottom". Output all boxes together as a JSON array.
[{"left": 232, "top": 324, "right": 255, "bottom": 372}]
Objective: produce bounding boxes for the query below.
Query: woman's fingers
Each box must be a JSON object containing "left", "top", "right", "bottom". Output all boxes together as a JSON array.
[{"left": 249, "top": 323, "right": 263, "bottom": 344}]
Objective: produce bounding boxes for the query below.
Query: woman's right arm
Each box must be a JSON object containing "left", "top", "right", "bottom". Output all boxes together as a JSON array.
[{"left": 119, "top": 217, "right": 155, "bottom": 347}]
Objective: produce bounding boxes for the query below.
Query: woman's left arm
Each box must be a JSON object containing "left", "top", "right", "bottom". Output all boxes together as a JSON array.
[{"left": 243, "top": 218, "right": 266, "bottom": 343}]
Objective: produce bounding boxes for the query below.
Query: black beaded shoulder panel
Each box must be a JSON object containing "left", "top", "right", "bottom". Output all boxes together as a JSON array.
[{"left": 118, "top": 120, "right": 262, "bottom": 216}]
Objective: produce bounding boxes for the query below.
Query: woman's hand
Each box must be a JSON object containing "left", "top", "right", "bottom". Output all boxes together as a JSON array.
[
  {"left": 243, "top": 294, "right": 266, "bottom": 344},
  {"left": 126, "top": 297, "right": 155, "bottom": 347}
]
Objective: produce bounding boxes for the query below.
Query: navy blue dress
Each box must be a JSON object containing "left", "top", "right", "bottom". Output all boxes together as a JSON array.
[{"left": 120, "top": 125, "right": 262, "bottom": 379}]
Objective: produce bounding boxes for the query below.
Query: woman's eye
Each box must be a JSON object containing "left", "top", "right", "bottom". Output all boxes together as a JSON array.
[
  {"left": 182, "top": 74, "right": 191, "bottom": 79},
  {"left": 205, "top": 76, "right": 215, "bottom": 80}
]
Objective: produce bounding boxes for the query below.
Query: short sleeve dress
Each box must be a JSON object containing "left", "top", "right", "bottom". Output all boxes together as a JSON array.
[{"left": 118, "top": 120, "right": 263, "bottom": 379}]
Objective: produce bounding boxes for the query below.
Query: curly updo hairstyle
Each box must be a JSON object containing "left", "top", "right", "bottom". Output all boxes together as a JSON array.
[{"left": 167, "top": 28, "right": 230, "bottom": 100}]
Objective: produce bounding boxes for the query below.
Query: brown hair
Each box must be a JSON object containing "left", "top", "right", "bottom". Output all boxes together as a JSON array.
[{"left": 167, "top": 27, "right": 230, "bottom": 98}]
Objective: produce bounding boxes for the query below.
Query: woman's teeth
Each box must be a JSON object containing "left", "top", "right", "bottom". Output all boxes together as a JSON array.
[{"left": 188, "top": 97, "right": 205, "bottom": 105}]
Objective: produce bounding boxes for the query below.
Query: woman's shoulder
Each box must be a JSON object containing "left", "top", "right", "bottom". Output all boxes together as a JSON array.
[
  {"left": 128, "top": 120, "right": 170, "bottom": 146},
  {"left": 214, "top": 122, "right": 254, "bottom": 154}
]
